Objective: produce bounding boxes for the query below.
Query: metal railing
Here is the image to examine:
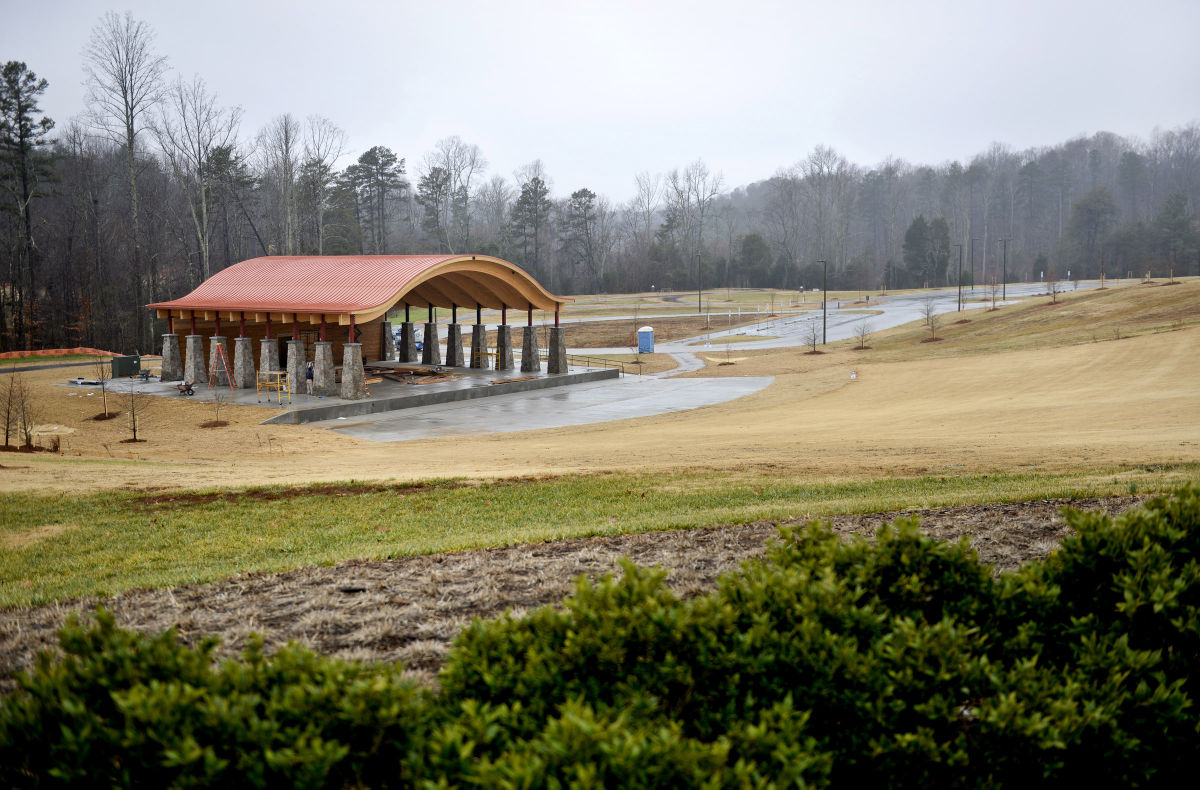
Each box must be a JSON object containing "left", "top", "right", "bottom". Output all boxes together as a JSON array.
[{"left": 558, "top": 353, "right": 629, "bottom": 376}]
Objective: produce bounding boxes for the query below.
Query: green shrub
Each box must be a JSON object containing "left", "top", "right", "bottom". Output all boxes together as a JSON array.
[
  {"left": 3, "top": 485, "right": 1198, "bottom": 787},
  {"left": 0, "top": 610, "right": 428, "bottom": 788}
]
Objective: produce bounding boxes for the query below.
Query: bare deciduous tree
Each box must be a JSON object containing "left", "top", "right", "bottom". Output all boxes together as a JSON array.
[
  {"left": 93, "top": 356, "right": 113, "bottom": 418},
  {"left": 1047, "top": 270, "right": 1061, "bottom": 304},
  {"left": 301, "top": 115, "right": 346, "bottom": 255},
  {"left": 1, "top": 373, "right": 19, "bottom": 447},
  {"left": 150, "top": 75, "right": 242, "bottom": 282},
  {"left": 123, "top": 382, "right": 155, "bottom": 442},
  {"left": 84, "top": 11, "right": 168, "bottom": 348},
  {"left": 855, "top": 318, "right": 873, "bottom": 349},
  {"left": 257, "top": 113, "right": 302, "bottom": 254},
  {"left": 921, "top": 297, "right": 942, "bottom": 339},
  {"left": 804, "top": 319, "right": 820, "bottom": 353},
  {"left": 423, "top": 136, "right": 486, "bottom": 251},
  {"left": 665, "top": 160, "right": 724, "bottom": 281}
]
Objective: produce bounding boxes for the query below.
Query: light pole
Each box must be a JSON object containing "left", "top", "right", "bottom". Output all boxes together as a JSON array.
[
  {"left": 969, "top": 237, "right": 979, "bottom": 293},
  {"left": 999, "top": 238, "right": 1009, "bottom": 300},
  {"left": 953, "top": 244, "right": 963, "bottom": 311},
  {"left": 818, "top": 260, "right": 827, "bottom": 344}
]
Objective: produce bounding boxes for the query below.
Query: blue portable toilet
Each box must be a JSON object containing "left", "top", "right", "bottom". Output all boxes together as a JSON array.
[{"left": 637, "top": 326, "right": 654, "bottom": 353}]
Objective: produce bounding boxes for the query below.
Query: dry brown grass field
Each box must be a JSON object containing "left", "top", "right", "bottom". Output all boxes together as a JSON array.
[
  {"left": 2, "top": 280, "right": 1197, "bottom": 687},
  {"left": 1, "top": 280, "right": 1197, "bottom": 495}
]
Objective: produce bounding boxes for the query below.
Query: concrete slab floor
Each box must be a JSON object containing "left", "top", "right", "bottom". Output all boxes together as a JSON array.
[
  {"left": 309, "top": 375, "right": 774, "bottom": 441},
  {"left": 57, "top": 363, "right": 608, "bottom": 415}
]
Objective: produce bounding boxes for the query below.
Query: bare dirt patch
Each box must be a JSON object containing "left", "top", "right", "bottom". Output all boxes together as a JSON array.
[
  {"left": 1, "top": 523, "right": 76, "bottom": 550},
  {"left": 0, "top": 496, "right": 1142, "bottom": 692}
]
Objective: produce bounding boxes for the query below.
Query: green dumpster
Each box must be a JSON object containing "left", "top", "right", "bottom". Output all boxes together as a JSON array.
[{"left": 111, "top": 355, "right": 141, "bottom": 377}]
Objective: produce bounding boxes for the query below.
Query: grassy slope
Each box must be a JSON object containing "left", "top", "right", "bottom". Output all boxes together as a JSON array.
[{"left": 2, "top": 466, "right": 1195, "bottom": 607}]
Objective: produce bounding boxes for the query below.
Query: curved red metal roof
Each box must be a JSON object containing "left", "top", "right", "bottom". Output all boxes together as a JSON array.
[{"left": 147, "top": 255, "right": 567, "bottom": 315}]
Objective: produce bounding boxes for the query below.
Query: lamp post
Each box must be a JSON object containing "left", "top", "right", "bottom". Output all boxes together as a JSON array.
[
  {"left": 818, "top": 260, "right": 827, "bottom": 344},
  {"left": 999, "top": 238, "right": 1009, "bottom": 300},
  {"left": 953, "top": 244, "right": 963, "bottom": 311},
  {"left": 969, "top": 237, "right": 978, "bottom": 293}
]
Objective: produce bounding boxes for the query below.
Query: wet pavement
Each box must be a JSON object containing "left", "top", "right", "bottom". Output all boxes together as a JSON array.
[{"left": 310, "top": 375, "right": 774, "bottom": 441}]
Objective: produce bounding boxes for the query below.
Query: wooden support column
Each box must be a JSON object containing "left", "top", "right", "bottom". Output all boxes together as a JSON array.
[
  {"left": 452, "top": 304, "right": 457, "bottom": 324},
  {"left": 555, "top": 304, "right": 560, "bottom": 327},
  {"left": 214, "top": 313, "right": 222, "bottom": 336},
  {"left": 348, "top": 314, "right": 356, "bottom": 343},
  {"left": 501, "top": 305, "right": 507, "bottom": 325},
  {"left": 264, "top": 316, "right": 271, "bottom": 339},
  {"left": 167, "top": 314, "right": 174, "bottom": 334},
  {"left": 319, "top": 315, "right": 326, "bottom": 342},
  {"left": 404, "top": 302, "right": 410, "bottom": 322},
  {"left": 527, "top": 306, "right": 533, "bottom": 326},
  {"left": 476, "top": 303, "right": 482, "bottom": 324},
  {"left": 190, "top": 313, "right": 197, "bottom": 335},
  {"left": 239, "top": 311, "right": 246, "bottom": 337},
  {"left": 293, "top": 313, "right": 299, "bottom": 341}
]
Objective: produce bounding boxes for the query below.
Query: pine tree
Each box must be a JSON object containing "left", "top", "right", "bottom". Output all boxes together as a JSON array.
[{"left": 0, "top": 61, "right": 55, "bottom": 350}]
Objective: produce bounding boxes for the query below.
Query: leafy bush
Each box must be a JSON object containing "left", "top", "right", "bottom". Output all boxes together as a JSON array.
[
  {"left": 0, "top": 611, "right": 427, "bottom": 788},
  {"left": 3, "top": 485, "right": 1198, "bottom": 787}
]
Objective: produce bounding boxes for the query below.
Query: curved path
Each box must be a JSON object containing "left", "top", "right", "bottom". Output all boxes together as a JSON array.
[{"left": 318, "top": 281, "right": 1097, "bottom": 441}]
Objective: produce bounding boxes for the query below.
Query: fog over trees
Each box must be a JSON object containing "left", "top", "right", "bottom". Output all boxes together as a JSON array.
[{"left": 2, "top": 12, "right": 1198, "bottom": 352}]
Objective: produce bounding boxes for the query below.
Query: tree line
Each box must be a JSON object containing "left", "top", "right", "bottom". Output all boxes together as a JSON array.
[{"left": 2, "top": 11, "right": 1198, "bottom": 353}]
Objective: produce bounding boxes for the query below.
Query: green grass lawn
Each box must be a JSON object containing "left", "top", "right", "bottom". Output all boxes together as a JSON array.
[{"left": 3, "top": 464, "right": 1194, "bottom": 607}]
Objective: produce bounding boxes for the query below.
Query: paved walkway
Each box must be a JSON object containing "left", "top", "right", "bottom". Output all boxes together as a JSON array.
[{"left": 312, "top": 374, "right": 773, "bottom": 441}]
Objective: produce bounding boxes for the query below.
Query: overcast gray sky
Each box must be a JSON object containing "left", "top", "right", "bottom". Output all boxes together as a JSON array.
[{"left": 5, "top": 0, "right": 1198, "bottom": 202}]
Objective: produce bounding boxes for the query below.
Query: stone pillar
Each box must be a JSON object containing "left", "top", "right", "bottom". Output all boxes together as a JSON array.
[
  {"left": 381, "top": 321, "right": 396, "bottom": 361},
  {"left": 312, "top": 341, "right": 337, "bottom": 396},
  {"left": 340, "top": 343, "right": 368, "bottom": 399},
  {"left": 184, "top": 335, "right": 208, "bottom": 384},
  {"left": 445, "top": 324, "right": 464, "bottom": 367},
  {"left": 520, "top": 326, "right": 541, "bottom": 373},
  {"left": 495, "top": 325, "right": 514, "bottom": 371},
  {"left": 208, "top": 336, "right": 230, "bottom": 386},
  {"left": 260, "top": 337, "right": 280, "bottom": 375},
  {"left": 286, "top": 340, "right": 306, "bottom": 397},
  {"left": 548, "top": 327, "right": 568, "bottom": 374},
  {"left": 422, "top": 322, "right": 442, "bottom": 365},
  {"left": 232, "top": 336, "right": 256, "bottom": 389},
  {"left": 399, "top": 322, "right": 417, "bottom": 362},
  {"left": 470, "top": 324, "right": 488, "bottom": 369},
  {"left": 160, "top": 334, "right": 183, "bottom": 381}
]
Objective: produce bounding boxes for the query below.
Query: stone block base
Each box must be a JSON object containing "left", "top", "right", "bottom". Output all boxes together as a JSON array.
[
  {"left": 381, "top": 321, "right": 395, "bottom": 361},
  {"left": 286, "top": 340, "right": 306, "bottom": 397},
  {"left": 313, "top": 341, "right": 337, "bottom": 396},
  {"left": 521, "top": 326, "right": 541, "bottom": 373},
  {"left": 495, "top": 325, "right": 514, "bottom": 371},
  {"left": 340, "top": 343, "right": 367, "bottom": 399},
  {"left": 422, "top": 322, "right": 442, "bottom": 365},
  {"left": 548, "top": 327, "right": 568, "bottom": 374},
  {"left": 445, "top": 324, "right": 464, "bottom": 367},
  {"left": 260, "top": 337, "right": 281, "bottom": 375},
  {"left": 184, "top": 335, "right": 208, "bottom": 384},
  {"left": 470, "top": 324, "right": 488, "bottom": 369},
  {"left": 232, "top": 337, "right": 256, "bottom": 388},
  {"left": 160, "top": 334, "right": 183, "bottom": 381},
  {"left": 399, "top": 322, "right": 417, "bottom": 362}
]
